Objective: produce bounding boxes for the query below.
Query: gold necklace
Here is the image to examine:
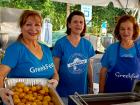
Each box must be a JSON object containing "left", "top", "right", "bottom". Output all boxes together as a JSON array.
[
  {"left": 121, "top": 41, "right": 134, "bottom": 49},
  {"left": 21, "top": 39, "right": 39, "bottom": 50}
]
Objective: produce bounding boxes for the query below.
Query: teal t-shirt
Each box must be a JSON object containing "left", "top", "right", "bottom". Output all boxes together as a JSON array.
[
  {"left": 2, "top": 41, "right": 54, "bottom": 78},
  {"left": 52, "top": 36, "right": 95, "bottom": 97}
]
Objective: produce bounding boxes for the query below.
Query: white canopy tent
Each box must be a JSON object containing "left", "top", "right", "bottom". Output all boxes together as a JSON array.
[{"left": 52, "top": 0, "right": 140, "bottom": 8}]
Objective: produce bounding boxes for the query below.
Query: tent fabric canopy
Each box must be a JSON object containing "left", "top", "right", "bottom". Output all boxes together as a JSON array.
[{"left": 52, "top": 0, "right": 140, "bottom": 8}]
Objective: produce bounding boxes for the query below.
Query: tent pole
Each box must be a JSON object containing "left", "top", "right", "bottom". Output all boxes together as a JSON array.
[
  {"left": 67, "top": 3, "right": 70, "bottom": 18},
  {"left": 137, "top": 9, "right": 140, "bottom": 24},
  {"left": 117, "top": 0, "right": 124, "bottom": 8}
]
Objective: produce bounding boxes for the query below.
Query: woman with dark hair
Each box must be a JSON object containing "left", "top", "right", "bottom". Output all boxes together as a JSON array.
[
  {"left": 52, "top": 10, "right": 95, "bottom": 104},
  {"left": 0, "top": 10, "right": 59, "bottom": 105},
  {"left": 99, "top": 15, "right": 140, "bottom": 93}
]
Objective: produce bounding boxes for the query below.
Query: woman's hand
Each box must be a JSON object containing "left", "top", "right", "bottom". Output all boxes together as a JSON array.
[
  {"left": 48, "top": 79, "right": 58, "bottom": 88},
  {"left": 0, "top": 88, "right": 14, "bottom": 105}
]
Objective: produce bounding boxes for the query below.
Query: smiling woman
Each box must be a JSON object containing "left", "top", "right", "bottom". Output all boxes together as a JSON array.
[
  {"left": 99, "top": 15, "right": 140, "bottom": 93},
  {"left": 52, "top": 10, "right": 95, "bottom": 105},
  {"left": 0, "top": 10, "right": 59, "bottom": 105}
]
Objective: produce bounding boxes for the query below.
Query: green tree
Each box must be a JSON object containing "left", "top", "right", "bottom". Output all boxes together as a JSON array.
[
  {"left": 0, "top": 0, "right": 67, "bottom": 31},
  {"left": 0, "top": 1, "right": 126, "bottom": 32},
  {"left": 92, "top": 3, "right": 125, "bottom": 35}
]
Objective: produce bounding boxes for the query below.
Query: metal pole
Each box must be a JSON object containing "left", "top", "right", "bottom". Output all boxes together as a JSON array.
[
  {"left": 137, "top": 9, "right": 140, "bottom": 24},
  {"left": 67, "top": 3, "right": 70, "bottom": 18}
]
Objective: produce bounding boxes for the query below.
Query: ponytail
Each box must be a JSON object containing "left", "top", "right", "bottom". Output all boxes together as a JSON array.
[{"left": 17, "top": 33, "right": 23, "bottom": 41}]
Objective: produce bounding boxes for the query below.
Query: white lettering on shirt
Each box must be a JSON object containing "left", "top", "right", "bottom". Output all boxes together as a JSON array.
[
  {"left": 115, "top": 72, "right": 139, "bottom": 80},
  {"left": 30, "top": 63, "right": 54, "bottom": 73}
]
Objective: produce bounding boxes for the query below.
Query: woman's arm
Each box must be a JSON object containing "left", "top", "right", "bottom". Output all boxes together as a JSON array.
[
  {"left": 53, "top": 57, "right": 60, "bottom": 72},
  {"left": 88, "top": 58, "right": 94, "bottom": 93},
  {"left": 52, "top": 57, "right": 60, "bottom": 81},
  {"left": 48, "top": 57, "right": 60, "bottom": 88},
  {"left": 0, "top": 64, "right": 11, "bottom": 88},
  {"left": 52, "top": 68, "right": 59, "bottom": 81},
  {"left": 99, "top": 67, "right": 107, "bottom": 93},
  {"left": 0, "top": 64, "right": 14, "bottom": 105}
]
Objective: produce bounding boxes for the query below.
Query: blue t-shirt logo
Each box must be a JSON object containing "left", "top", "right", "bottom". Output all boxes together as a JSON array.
[{"left": 67, "top": 53, "right": 87, "bottom": 74}]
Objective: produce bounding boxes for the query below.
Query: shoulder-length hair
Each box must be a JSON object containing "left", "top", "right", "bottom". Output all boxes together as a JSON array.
[
  {"left": 114, "top": 15, "right": 139, "bottom": 41},
  {"left": 17, "top": 10, "right": 42, "bottom": 41},
  {"left": 66, "top": 10, "right": 86, "bottom": 37}
]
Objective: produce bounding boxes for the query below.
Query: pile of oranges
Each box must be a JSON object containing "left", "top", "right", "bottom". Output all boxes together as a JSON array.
[{"left": 11, "top": 82, "right": 54, "bottom": 105}]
